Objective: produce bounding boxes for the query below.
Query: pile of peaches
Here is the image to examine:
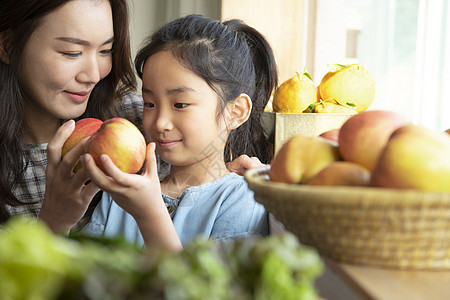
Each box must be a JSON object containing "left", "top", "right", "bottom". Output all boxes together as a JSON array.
[{"left": 269, "top": 110, "right": 450, "bottom": 193}]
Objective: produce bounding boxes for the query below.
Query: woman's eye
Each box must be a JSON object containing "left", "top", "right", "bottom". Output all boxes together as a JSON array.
[
  {"left": 100, "top": 49, "right": 114, "bottom": 55},
  {"left": 62, "top": 52, "right": 81, "bottom": 58},
  {"left": 143, "top": 102, "right": 155, "bottom": 108},
  {"left": 174, "top": 103, "right": 188, "bottom": 109}
]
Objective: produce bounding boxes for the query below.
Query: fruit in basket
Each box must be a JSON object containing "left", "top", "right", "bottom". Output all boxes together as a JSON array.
[
  {"left": 371, "top": 124, "right": 450, "bottom": 192},
  {"left": 272, "top": 70, "right": 319, "bottom": 113},
  {"left": 338, "top": 110, "right": 406, "bottom": 171},
  {"left": 309, "top": 99, "right": 358, "bottom": 114},
  {"left": 318, "top": 64, "right": 376, "bottom": 112},
  {"left": 319, "top": 128, "right": 340, "bottom": 143},
  {"left": 305, "top": 161, "right": 371, "bottom": 186},
  {"left": 62, "top": 118, "right": 103, "bottom": 172},
  {"left": 87, "top": 117, "right": 146, "bottom": 174},
  {"left": 445, "top": 128, "right": 450, "bottom": 135},
  {"left": 269, "top": 135, "right": 340, "bottom": 184}
]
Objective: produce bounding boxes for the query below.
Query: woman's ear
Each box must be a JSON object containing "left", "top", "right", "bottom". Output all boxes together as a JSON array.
[
  {"left": 225, "top": 93, "right": 253, "bottom": 130},
  {"left": 0, "top": 30, "right": 11, "bottom": 64}
]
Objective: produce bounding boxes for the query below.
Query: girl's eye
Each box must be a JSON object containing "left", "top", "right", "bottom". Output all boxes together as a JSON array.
[
  {"left": 143, "top": 102, "right": 155, "bottom": 108},
  {"left": 174, "top": 103, "right": 189, "bottom": 109}
]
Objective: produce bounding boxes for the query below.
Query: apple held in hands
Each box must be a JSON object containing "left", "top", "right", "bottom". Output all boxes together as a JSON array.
[
  {"left": 62, "top": 118, "right": 103, "bottom": 156},
  {"left": 87, "top": 117, "right": 146, "bottom": 174},
  {"left": 62, "top": 118, "right": 103, "bottom": 172}
]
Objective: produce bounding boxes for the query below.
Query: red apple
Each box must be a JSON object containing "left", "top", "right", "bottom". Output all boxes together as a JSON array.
[
  {"left": 62, "top": 118, "right": 103, "bottom": 172},
  {"left": 338, "top": 110, "right": 406, "bottom": 171},
  {"left": 319, "top": 128, "right": 340, "bottom": 143},
  {"left": 87, "top": 117, "right": 146, "bottom": 174}
]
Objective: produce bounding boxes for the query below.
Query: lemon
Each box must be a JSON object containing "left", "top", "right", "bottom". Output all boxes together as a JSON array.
[
  {"left": 272, "top": 71, "right": 319, "bottom": 113},
  {"left": 314, "top": 99, "right": 358, "bottom": 114},
  {"left": 318, "top": 64, "right": 376, "bottom": 112}
]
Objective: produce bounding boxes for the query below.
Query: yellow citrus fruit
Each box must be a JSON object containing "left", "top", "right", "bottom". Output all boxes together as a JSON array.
[
  {"left": 272, "top": 71, "right": 319, "bottom": 113},
  {"left": 318, "top": 64, "right": 376, "bottom": 112},
  {"left": 314, "top": 100, "right": 358, "bottom": 114}
]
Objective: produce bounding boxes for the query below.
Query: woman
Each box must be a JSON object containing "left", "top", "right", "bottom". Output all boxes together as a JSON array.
[
  {"left": 0, "top": 0, "right": 262, "bottom": 236},
  {"left": 0, "top": 0, "right": 139, "bottom": 229}
]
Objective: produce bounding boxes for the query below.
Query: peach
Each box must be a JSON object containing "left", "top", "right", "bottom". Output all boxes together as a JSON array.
[
  {"left": 371, "top": 124, "right": 450, "bottom": 192},
  {"left": 305, "top": 161, "right": 371, "bottom": 187},
  {"left": 269, "top": 135, "right": 340, "bottom": 184},
  {"left": 338, "top": 110, "right": 406, "bottom": 171},
  {"left": 319, "top": 128, "right": 340, "bottom": 143}
]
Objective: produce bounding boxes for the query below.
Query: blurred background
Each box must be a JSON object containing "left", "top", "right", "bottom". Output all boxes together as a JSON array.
[{"left": 128, "top": 0, "right": 449, "bottom": 132}]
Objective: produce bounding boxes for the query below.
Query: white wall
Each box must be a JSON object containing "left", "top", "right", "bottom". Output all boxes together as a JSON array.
[{"left": 128, "top": 0, "right": 220, "bottom": 91}]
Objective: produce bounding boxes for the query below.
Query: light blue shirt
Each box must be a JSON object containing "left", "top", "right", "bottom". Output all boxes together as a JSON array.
[{"left": 81, "top": 173, "right": 269, "bottom": 247}]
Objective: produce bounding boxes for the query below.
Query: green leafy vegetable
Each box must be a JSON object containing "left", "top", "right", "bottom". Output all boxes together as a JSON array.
[{"left": 0, "top": 217, "right": 323, "bottom": 300}]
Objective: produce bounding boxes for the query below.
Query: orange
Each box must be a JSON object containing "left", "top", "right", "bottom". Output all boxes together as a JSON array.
[
  {"left": 272, "top": 70, "right": 319, "bottom": 113},
  {"left": 318, "top": 64, "right": 376, "bottom": 112}
]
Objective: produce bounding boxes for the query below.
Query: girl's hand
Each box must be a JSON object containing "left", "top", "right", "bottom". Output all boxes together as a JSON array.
[
  {"left": 39, "top": 120, "right": 100, "bottom": 234},
  {"left": 226, "top": 155, "right": 265, "bottom": 176},
  {"left": 81, "top": 143, "right": 182, "bottom": 251}
]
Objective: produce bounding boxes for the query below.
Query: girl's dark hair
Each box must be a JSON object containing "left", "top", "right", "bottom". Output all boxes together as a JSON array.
[
  {"left": 0, "top": 0, "right": 136, "bottom": 223},
  {"left": 135, "top": 14, "right": 278, "bottom": 165}
]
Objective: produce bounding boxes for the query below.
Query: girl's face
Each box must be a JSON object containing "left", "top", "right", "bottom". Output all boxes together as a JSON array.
[
  {"left": 20, "top": 0, "right": 114, "bottom": 122},
  {"left": 142, "top": 50, "right": 229, "bottom": 169}
]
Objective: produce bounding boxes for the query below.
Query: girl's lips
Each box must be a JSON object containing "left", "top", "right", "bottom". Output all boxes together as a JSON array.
[
  {"left": 64, "top": 91, "right": 90, "bottom": 103},
  {"left": 157, "top": 139, "right": 181, "bottom": 148}
]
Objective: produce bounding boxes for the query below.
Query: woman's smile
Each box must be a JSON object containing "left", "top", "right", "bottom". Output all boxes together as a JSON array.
[{"left": 63, "top": 90, "right": 91, "bottom": 103}]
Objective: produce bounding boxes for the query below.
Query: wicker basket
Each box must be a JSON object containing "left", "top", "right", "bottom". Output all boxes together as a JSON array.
[{"left": 245, "top": 166, "right": 450, "bottom": 270}]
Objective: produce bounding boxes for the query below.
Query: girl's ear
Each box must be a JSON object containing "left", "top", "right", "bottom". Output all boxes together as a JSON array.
[
  {"left": 0, "top": 30, "right": 11, "bottom": 64},
  {"left": 226, "top": 93, "right": 253, "bottom": 130}
]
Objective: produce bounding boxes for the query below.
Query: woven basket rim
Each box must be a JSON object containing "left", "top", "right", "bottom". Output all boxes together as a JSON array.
[{"left": 244, "top": 166, "right": 450, "bottom": 206}]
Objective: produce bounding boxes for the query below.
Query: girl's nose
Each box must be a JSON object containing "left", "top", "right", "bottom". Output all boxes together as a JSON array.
[{"left": 154, "top": 109, "right": 174, "bottom": 132}]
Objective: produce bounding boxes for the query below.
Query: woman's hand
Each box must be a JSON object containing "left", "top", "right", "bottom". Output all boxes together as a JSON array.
[
  {"left": 39, "top": 120, "right": 100, "bottom": 234},
  {"left": 81, "top": 143, "right": 182, "bottom": 251},
  {"left": 226, "top": 155, "right": 265, "bottom": 176}
]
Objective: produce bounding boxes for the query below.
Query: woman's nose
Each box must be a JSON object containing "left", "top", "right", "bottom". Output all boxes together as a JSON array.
[{"left": 76, "top": 56, "right": 101, "bottom": 84}]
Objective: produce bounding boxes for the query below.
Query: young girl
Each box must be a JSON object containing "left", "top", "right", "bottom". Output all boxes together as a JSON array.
[{"left": 80, "top": 14, "right": 278, "bottom": 248}]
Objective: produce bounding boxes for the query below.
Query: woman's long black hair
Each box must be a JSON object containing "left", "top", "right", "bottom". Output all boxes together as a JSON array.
[
  {"left": 0, "top": 0, "right": 136, "bottom": 223},
  {"left": 135, "top": 14, "right": 278, "bottom": 165}
]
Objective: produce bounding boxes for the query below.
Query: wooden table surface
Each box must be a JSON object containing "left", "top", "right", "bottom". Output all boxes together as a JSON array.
[{"left": 322, "top": 258, "right": 450, "bottom": 300}]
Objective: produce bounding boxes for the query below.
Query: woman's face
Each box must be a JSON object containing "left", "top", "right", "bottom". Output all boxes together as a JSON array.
[{"left": 20, "top": 0, "right": 114, "bottom": 121}]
